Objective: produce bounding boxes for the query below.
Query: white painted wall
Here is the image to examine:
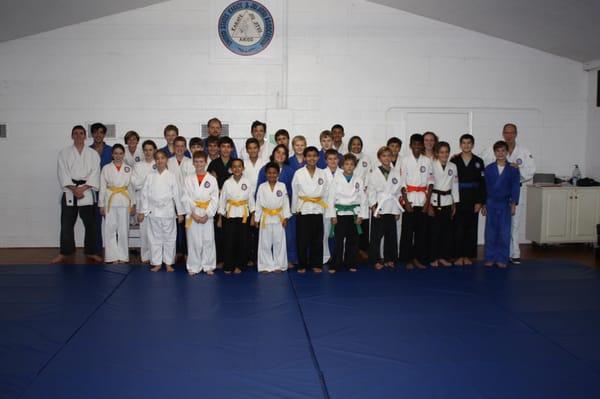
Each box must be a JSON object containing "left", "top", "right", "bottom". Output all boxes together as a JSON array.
[{"left": 0, "top": 0, "right": 590, "bottom": 247}]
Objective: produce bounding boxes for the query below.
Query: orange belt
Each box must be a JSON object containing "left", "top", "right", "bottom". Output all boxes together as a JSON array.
[{"left": 406, "top": 185, "right": 427, "bottom": 193}]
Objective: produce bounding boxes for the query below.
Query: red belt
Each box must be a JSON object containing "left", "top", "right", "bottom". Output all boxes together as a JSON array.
[{"left": 406, "top": 185, "right": 427, "bottom": 193}]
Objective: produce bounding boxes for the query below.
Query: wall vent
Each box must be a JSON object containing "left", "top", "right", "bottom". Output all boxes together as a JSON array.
[{"left": 0, "top": 124, "right": 6, "bottom": 139}]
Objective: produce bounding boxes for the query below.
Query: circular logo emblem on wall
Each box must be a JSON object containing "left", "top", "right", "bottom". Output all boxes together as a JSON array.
[{"left": 218, "top": 1, "right": 274, "bottom": 56}]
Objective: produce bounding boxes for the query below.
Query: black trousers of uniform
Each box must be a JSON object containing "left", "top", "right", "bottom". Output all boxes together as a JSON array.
[
  {"left": 399, "top": 207, "right": 427, "bottom": 263},
  {"left": 430, "top": 205, "right": 453, "bottom": 260},
  {"left": 332, "top": 215, "right": 359, "bottom": 271},
  {"left": 296, "top": 214, "right": 324, "bottom": 271},
  {"left": 60, "top": 194, "right": 98, "bottom": 256},
  {"left": 214, "top": 217, "right": 224, "bottom": 264},
  {"left": 358, "top": 218, "right": 370, "bottom": 253},
  {"left": 248, "top": 225, "right": 259, "bottom": 266},
  {"left": 454, "top": 208, "right": 479, "bottom": 258},
  {"left": 176, "top": 219, "right": 187, "bottom": 258},
  {"left": 369, "top": 214, "right": 398, "bottom": 264},
  {"left": 223, "top": 217, "right": 248, "bottom": 272}
]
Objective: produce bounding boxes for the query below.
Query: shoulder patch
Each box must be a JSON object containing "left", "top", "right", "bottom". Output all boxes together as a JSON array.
[{"left": 392, "top": 177, "right": 398, "bottom": 185}]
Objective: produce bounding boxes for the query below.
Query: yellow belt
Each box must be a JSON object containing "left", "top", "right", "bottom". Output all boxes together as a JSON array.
[
  {"left": 299, "top": 196, "right": 328, "bottom": 210},
  {"left": 226, "top": 199, "right": 249, "bottom": 223},
  {"left": 107, "top": 186, "right": 131, "bottom": 212},
  {"left": 260, "top": 207, "right": 284, "bottom": 229},
  {"left": 185, "top": 200, "right": 211, "bottom": 229}
]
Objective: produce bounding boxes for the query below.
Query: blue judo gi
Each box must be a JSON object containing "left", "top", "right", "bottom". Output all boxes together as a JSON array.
[{"left": 484, "top": 162, "right": 520, "bottom": 264}]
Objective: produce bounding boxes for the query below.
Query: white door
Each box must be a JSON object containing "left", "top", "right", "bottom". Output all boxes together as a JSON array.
[
  {"left": 570, "top": 189, "right": 600, "bottom": 242},
  {"left": 543, "top": 189, "right": 571, "bottom": 242}
]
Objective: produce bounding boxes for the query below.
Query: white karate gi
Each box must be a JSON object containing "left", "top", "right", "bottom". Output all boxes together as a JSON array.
[
  {"left": 400, "top": 153, "right": 434, "bottom": 207},
  {"left": 131, "top": 160, "right": 155, "bottom": 262},
  {"left": 243, "top": 157, "right": 267, "bottom": 194},
  {"left": 218, "top": 176, "right": 256, "bottom": 218},
  {"left": 326, "top": 173, "right": 369, "bottom": 220},
  {"left": 183, "top": 173, "right": 219, "bottom": 273},
  {"left": 99, "top": 162, "right": 134, "bottom": 262},
  {"left": 124, "top": 146, "right": 143, "bottom": 167},
  {"left": 167, "top": 156, "right": 195, "bottom": 190},
  {"left": 291, "top": 167, "right": 329, "bottom": 215},
  {"left": 57, "top": 145, "right": 100, "bottom": 206},
  {"left": 139, "top": 168, "right": 184, "bottom": 266},
  {"left": 352, "top": 152, "right": 373, "bottom": 185},
  {"left": 254, "top": 182, "right": 291, "bottom": 272},
  {"left": 367, "top": 166, "right": 404, "bottom": 216},
  {"left": 430, "top": 160, "right": 460, "bottom": 208},
  {"left": 322, "top": 167, "right": 339, "bottom": 262}
]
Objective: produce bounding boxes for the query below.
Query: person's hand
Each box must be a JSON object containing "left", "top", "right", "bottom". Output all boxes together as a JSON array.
[
  {"left": 177, "top": 215, "right": 184, "bottom": 224},
  {"left": 282, "top": 219, "right": 287, "bottom": 228},
  {"left": 198, "top": 215, "right": 209, "bottom": 224},
  {"left": 511, "top": 204, "right": 517, "bottom": 216},
  {"left": 130, "top": 205, "right": 136, "bottom": 216},
  {"left": 394, "top": 214, "right": 400, "bottom": 221},
  {"left": 481, "top": 206, "right": 487, "bottom": 217},
  {"left": 427, "top": 205, "right": 435, "bottom": 217},
  {"left": 191, "top": 213, "right": 202, "bottom": 223},
  {"left": 356, "top": 217, "right": 363, "bottom": 225},
  {"left": 249, "top": 218, "right": 256, "bottom": 227},
  {"left": 451, "top": 204, "right": 456, "bottom": 219},
  {"left": 216, "top": 216, "right": 222, "bottom": 229},
  {"left": 331, "top": 217, "right": 337, "bottom": 225},
  {"left": 99, "top": 207, "right": 105, "bottom": 216},
  {"left": 371, "top": 204, "right": 379, "bottom": 218},
  {"left": 510, "top": 162, "right": 519, "bottom": 168},
  {"left": 474, "top": 203, "right": 482, "bottom": 213},
  {"left": 137, "top": 213, "right": 144, "bottom": 223},
  {"left": 405, "top": 202, "right": 413, "bottom": 213}
]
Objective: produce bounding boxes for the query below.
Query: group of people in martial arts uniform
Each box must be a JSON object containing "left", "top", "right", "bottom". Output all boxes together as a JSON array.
[{"left": 53, "top": 119, "right": 535, "bottom": 273}]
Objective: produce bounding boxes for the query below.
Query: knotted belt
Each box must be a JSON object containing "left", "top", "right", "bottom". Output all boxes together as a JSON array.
[
  {"left": 226, "top": 199, "right": 249, "bottom": 223},
  {"left": 406, "top": 185, "right": 427, "bottom": 193},
  {"left": 260, "top": 207, "right": 284, "bottom": 228},
  {"left": 330, "top": 204, "right": 363, "bottom": 238},
  {"left": 298, "top": 196, "right": 328, "bottom": 210},
  {"left": 432, "top": 189, "right": 452, "bottom": 210},
  {"left": 107, "top": 186, "right": 131, "bottom": 212},
  {"left": 185, "top": 200, "right": 211, "bottom": 228}
]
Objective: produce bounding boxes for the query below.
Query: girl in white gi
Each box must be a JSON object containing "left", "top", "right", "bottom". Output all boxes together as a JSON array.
[
  {"left": 428, "top": 142, "right": 460, "bottom": 267},
  {"left": 132, "top": 140, "right": 156, "bottom": 263},
  {"left": 292, "top": 147, "right": 329, "bottom": 274},
  {"left": 99, "top": 144, "right": 135, "bottom": 263},
  {"left": 347, "top": 136, "right": 373, "bottom": 257},
  {"left": 254, "top": 162, "right": 291, "bottom": 273},
  {"left": 124, "top": 130, "right": 143, "bottom": 167},
  {"left": 367, "top": 146, "right": 404, "bottom": 270},
  {"left": 243, "top": 138, "right": 266, "bottom": 267},
  {"left": 218, "top": 159, "right": 255, "bottom": 274},
  {"left": 183, "top": 151, "right": 219, "bottom": 276},
  {"left": 138, "top": 150, "right": 185, "bottom": 272},
  {"left": 326, "top": 153, "right": 369, "bottom": 273}
]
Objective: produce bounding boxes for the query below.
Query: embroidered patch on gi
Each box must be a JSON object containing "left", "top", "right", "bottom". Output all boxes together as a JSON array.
[
  {"left": 241, "top": 183, "right": 248, "bottom": 190},
  {"left": 516, "top": 158, "right": 523, "bottom": 165},
  {"left": 152, "top": 164, "right": 157, "bottom": 169},
  {"left": 355, "top": 182, "right": 360, "bottom": 190},
  {"left": 475, "top": 162, "right": 480, "bottom": 169},
  {"left": 392, "top": 177, "right": 398, "bottom": 184},
  {"left": 318, "top": 178, "right": 324, "bottom": 185},
  {"left": 135, "top": 156, "right": 140, "bottom": 162},
  {"left": 204, "top": 181, "right": 211, "bottom": 188},
  {"left": 420, "top": 166, "right": 426, "bottom": 173},
  {"left": 448, "top": 169, "right": 453, "bottom": 176},
  {"left": 276, "top": 190, "right": 283, "bottom": 197},
  {"left": 124, "top": 166, "right": 131, "bottom": 173},
  {"left": 362, "top": 161, "right": 367, "bottom": 167}
]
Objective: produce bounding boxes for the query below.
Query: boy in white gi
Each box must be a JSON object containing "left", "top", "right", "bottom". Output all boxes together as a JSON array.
[
  {"left": 138, "top": 150, "right": 185, "bottom": 272},
  {"left": 368, "top": 146, "right": 404, "bottom": 270},
  {"left": 183, "top": 151, "right": 219, "bottom": 276},
  {"left": 428, "top": 142, "right": 460, "bottom": 267},
  {"left": 99, "top": 144, "right": 135, "bottom": 263},
  {"left": 218, "top": 159, "right": 256, "bottom": 274},
  {"left": 243, "top": 137, "right": 267, "bottom": 267},
  {"left": 132, "top": 140, "right": 157, "bottom": 263},
  {"left": 323, "top": 149, "right": 341, "bottom": 264},
  {"left": 399, "top": 134, "right": 434, "bottom": 269},
  {"left": 254, "top": 162, "right": 291, "bottom": 273},
  {"left": 292, "top": 146, "right": 329, "bottom": 274},
  {"left": 327, "top": 153, "right": 369, "bottom": 273}
]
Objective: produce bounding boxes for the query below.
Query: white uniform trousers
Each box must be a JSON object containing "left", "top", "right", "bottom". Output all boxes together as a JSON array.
[
  {"left": 186, "top": 219, "right": 216, "bottom": 273},
  {"left": 323, "top": 215, "right": 332, "bottom": 263},
  {"left": 258, "top": 223, "right": 288, "bottom": 272},
  {"left": 147, "top": 216, "right": 176, "bottom": 266},
  {"left": 510, "top": 185, "right": 526, "bottom": 258},
  {"left": 103, "top": 207, "right": 129, "bottom": 263},
  {"left": 139, "top": 219, "right": 151, "bottom": 263}
]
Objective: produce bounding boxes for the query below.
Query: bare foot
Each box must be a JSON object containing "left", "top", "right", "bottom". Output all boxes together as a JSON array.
[
  {"left": 166, "top": 265, "right": 175, "bottom": 272},
  {"left": 414, "top": 259, "right": 427, "bottom": 269},
  {"left": 374, "top": 262, "right": 384, "bottom": 270},
  {"left": 150, "top": 265, "right": 162, "bottom": 272},
  {"left": 454, "top": 258, "right": 464, "bottom": 266},
  {"left": 484, "top": 261, "right": 493, "bottom": 267},
  {"left": 497, "top": 263, "right": 507, "bottom": 269},
  {"left": 206, "top": 270, "right": 214, "bottom": 276},
  {"left": 464, "top": 258, "right": 473, "bottom": 265},
  {"left": 188, "top": 271, "right": 198, "bottom": 276},
  {"left": 274, "top": 269, "right": 282, "bottom": 273},
  {"left": 439, "top": 259, "right": 452, "bottom": 267},
  {"left": 385, "top": 262, "right": 395, "bottom": 268},
  {"left": 288, "top": 263, "right": 295, "bottom": 269},
  {"left": 430, "top": 261, "right": 439, "bottom": 268},
  {"left": 234, "top": 267, "right": 242, "bottom": 274},
  {"left": 312, "top": 267, "right": 323, "bottom": 273},
  {"left": 349, "top": 267, "right": 357, "bottom": 272},
  {"left": 87, "top": 254, "right": 103, "bottom": 263},
  {"left": 406, "top": 262, "right": 415, "bottom": 270},
  {"left": 51, "top": 254, "right": 68, "bottom": 264},
  {"left": 224, "top": 270, "right": 232, "bottom": 274},
  {"left": 247, "top": 261, "right": 255, "bottom": 267},
  {"left": 297, "top": 268, "right": 306, "bottom": 274},
  {"left": 328, "top": 269, "right": 336, "bottom": 274}
]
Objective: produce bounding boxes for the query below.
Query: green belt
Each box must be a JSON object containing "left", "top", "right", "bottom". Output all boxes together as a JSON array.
[{"left": 330, "top": 204, "right": 363, "bottom": 237}]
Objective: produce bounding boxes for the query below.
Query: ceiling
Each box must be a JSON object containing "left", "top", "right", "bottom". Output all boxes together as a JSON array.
[
  {"left": 0, "top": 0, "right": 598, "bottom": 64},
  {"left": 0, "top": 0, "right": 167, "bottom": 43},
  {"left": 370, "top": 0, "right": 600, "bottom": 63}
]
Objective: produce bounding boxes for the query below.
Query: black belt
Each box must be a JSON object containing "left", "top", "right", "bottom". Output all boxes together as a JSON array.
[
  {"left": 432, "top": 189, "right": 452, "bottom": 210},
  {"left": 70, "top": 179, "right": 87, "bottom": 206}
]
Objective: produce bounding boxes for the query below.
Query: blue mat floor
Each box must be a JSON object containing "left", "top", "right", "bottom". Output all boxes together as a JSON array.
[{"left": 1, "top": 260, "right": 599, "bottom": 399}]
